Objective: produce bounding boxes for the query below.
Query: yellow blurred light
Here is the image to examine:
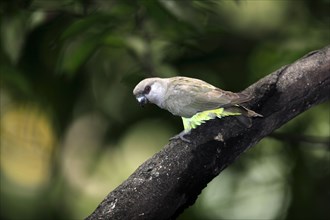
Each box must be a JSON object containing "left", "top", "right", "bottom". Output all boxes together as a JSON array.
[
  {"left": 218, "top": 0, "right": 288, "bottom": 34},
  {"left": 0, "top": 105, "right": 55, "bottom": 188}
]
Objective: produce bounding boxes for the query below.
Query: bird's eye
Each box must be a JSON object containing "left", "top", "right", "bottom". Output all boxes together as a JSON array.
[{"left": 144, "top": 85, "right": 151, "bottom": 94}]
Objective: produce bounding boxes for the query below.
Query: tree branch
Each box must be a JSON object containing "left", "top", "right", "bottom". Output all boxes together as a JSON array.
[{"left": 86, "top": 46, "right": 330, "bottom": 220}]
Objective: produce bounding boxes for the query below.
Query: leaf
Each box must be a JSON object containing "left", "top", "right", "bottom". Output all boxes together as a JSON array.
[
  {"left": 60, "top": 14, "right": 115, "bottom": 40},
  {"left": 56, "top": 34, "right": 101, "bottom": 76}
]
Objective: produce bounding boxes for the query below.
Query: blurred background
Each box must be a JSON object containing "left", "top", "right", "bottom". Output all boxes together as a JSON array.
[{"left": 0, "top": 0, "right": 329, "bottom": 219}]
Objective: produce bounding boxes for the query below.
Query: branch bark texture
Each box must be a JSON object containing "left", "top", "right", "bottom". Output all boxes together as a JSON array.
[{"left": 86, "top": 46, "right": 330, "bottom": 220}]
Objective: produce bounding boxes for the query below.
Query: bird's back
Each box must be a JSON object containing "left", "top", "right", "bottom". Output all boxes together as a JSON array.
[{"left": 162, "top": 77, "right": 252, "bottom": 117}]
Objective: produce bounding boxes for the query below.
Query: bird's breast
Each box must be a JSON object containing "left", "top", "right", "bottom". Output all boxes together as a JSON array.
[{"left": 162, "top": 97, "right": 197, "bottom": 118}]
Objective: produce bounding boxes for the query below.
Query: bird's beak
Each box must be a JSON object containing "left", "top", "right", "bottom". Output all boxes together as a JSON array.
[{"left": 136, "top": 94, "right": 149, "bottom": 107}]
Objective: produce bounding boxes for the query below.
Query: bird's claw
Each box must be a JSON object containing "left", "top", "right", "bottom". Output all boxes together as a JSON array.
[{"left": 169, "top": 130, "right": 191, "bottom": 143}]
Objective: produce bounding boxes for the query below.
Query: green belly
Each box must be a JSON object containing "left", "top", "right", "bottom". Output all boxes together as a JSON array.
[{"left": 181, "top": 108, "right": 241, "bottom": 132}]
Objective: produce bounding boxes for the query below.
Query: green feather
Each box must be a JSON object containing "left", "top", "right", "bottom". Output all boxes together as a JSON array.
[{"left": 181, "top": 108, "right": 241, "bottom": 132}]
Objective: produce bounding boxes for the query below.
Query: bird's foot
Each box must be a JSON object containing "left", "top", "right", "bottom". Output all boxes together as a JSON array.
[{"left": 169, "top": 130, "right": 191, "bottom": 143}]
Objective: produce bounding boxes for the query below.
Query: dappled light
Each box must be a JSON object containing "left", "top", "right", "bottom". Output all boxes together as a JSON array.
[{"left": 0, "top": 0, "right": 329, "bottom": 219}]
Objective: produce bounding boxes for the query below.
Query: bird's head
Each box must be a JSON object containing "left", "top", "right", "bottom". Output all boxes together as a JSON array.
[{"left": 133, "top": 77, "right": 168, "bottom": 107}]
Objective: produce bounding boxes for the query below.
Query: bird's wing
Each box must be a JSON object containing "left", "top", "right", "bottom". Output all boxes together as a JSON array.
[
  {"left": 204, "top": 88, "right": 251, "bottom": 105},
  {"left": 165, "top": 77, "right": 252, "bottom": 116},
  {"left": 186, "top": 84, "right": 252, "bottom": 112},
  {"left": 189, "top": 90, "right": 245, "bottom": 111}
]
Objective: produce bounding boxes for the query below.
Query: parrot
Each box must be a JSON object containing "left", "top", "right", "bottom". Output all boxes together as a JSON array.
[{"left": 133, "top": 76, "right": 262, "bottom": 142}]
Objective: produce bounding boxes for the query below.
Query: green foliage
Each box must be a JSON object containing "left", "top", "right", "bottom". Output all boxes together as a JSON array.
[{"left": 1, "top": 0, "right": 329, "bottom": 220}]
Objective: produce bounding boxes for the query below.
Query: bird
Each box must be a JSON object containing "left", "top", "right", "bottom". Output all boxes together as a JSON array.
[{"left": 133, "top": 76, "right": 262, "bottom": 142}]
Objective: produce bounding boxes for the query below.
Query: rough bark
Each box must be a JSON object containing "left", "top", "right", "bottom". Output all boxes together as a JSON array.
[{"left": 86, "top": 46, "right": 330, "bottom": 220}]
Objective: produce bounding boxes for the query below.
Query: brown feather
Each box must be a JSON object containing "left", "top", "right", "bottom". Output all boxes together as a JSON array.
[{"left": 163, "top": 77, "right": 255, "bottom": 117}]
